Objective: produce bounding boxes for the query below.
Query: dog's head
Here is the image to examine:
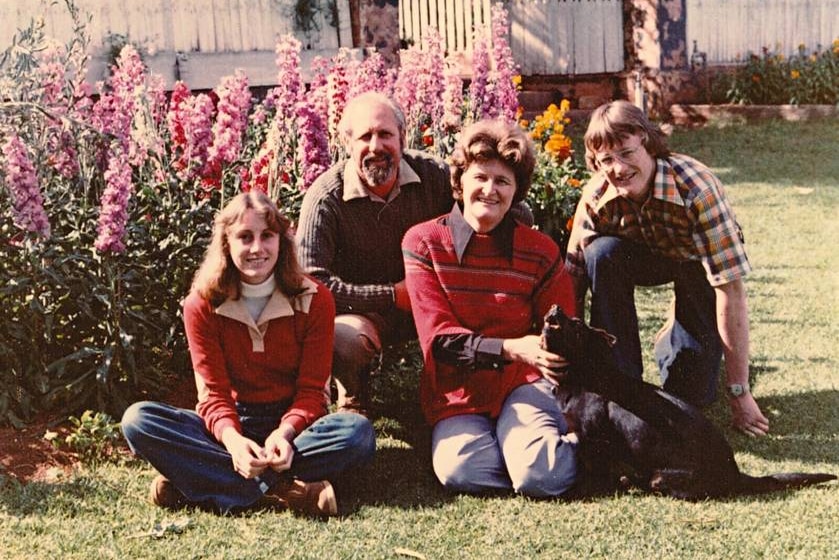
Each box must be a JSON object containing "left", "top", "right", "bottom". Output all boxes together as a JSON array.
[{"left": 541, "top": 305, "right": 617, "bottom": 363}]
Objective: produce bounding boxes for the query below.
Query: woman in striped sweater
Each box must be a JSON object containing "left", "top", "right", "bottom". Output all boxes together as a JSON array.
[{"left": 402, "top": 120, "right": 579, "bottom": 498}]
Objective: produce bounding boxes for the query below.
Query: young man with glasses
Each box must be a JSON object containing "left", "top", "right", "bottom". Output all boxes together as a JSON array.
[{"left": 565, "top": 100, "right": 769, "bottom": 437}]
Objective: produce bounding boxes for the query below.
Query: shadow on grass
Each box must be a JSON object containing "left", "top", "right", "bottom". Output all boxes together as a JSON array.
[
  {"left": 0, "top": 473, "right": 124, "bottom": 517},
  {"left": 334, "top": 444, "right": 455, "bottom": 514},
  {"left": 738, "top": 389, "right": 839, "bottom": 466}
]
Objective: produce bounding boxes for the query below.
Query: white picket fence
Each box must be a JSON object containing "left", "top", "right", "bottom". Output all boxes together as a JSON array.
[
  {"left": 0, "top": 0, "right": 352, "bottom": 53},
  {"left": 399, "top": 0, "right": 625, "bottom": 75},
  {"left": 0, "top": 0, "right": 353, "bottom": 89},
  {"left": 687, "top": 0, "right": 839, "bottom": 63}
]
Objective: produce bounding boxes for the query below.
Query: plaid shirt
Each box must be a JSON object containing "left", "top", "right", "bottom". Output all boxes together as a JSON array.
[{"left": 565, "top": 153, "right": 751, "bottom": 287}]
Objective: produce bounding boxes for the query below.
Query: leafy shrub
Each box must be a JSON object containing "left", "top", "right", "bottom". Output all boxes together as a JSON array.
[
  {"left": 45, "top": 409, "right": 124, "bottom": 467},
  {"left": 0, "top": 1, "right": 587, "bottom": 425},
  {"left": 711, "top": 40, "right": 839, "bottom": 105}
]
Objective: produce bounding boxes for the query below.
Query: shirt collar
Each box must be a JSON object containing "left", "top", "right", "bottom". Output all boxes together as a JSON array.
[
  {"left": 448, "top": 202, "right": 516, "bottom": 264},
  {"left": 342, "top": 158, "right": 421, "bottom": 202},
  {"left": 215, "top": 276, "right": 319, "bottom": 327},
  {"left": 593, "top": 157, "right": 686, "bottom": 211}
]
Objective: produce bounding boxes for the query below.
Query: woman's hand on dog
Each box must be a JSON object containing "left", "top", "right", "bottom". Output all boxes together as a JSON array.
[{"left": 502, "top": 334, "right": 569, "bottom": 380}]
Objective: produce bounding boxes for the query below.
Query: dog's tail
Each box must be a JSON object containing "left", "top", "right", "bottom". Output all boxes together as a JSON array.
[{"left": 737, "top": 472, "right": 836, "bottom": 495}]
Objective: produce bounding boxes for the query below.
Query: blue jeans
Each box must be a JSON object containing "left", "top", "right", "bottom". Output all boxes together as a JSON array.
[
  {"left": 431, "top": 380, "right": 577, "bottom": 498},
  {"left": 583, "top": 236, "right": 722, "bottom": 406},
  {"left": 121, "top": 401, "right": 375, "bottom": 513}
]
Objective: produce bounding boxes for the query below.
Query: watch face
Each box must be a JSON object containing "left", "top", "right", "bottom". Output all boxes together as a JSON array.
[{"left": 728, "top": 384, "right": 744, "bottom": 397}]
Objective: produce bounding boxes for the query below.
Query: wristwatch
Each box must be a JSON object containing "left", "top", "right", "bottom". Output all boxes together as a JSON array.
[{"left": 726, "top": 383, "right": 750, "bottom": 398}]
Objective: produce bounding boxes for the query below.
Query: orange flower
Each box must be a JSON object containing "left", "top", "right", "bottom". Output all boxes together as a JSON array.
[
  {"left": 568, "top": 178, "right": 581, "bottom": 188},
  {"left": 790, "top": 69, "right": 800, "bottom": 79},
  {"left": 566, "top": 217, "right": 574, "bottom": 231}
]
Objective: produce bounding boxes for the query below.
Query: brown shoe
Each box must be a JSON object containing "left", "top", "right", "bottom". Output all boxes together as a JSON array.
[
  {"left": 258, "top": 478, "right": 337, "bottom": 517},
  {"left": 149, "top": 475, "right": 188, "bottom": 510}
]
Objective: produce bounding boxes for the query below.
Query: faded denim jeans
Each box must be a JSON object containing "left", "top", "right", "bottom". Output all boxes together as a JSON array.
[{"left": 121, "top": 400, "right": 375, "bottom": 513}]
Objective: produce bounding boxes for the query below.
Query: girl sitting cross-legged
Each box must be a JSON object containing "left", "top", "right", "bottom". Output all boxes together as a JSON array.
[{"left": 122, "top": 190, "right": 375, "bottom": 516}]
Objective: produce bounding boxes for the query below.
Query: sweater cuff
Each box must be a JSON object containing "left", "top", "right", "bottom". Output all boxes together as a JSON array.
[
  {"left": 212, "top": 417, "right": 240, "bottom": 443},
  {"left": 476, "top": 337, "right": 505, "bottom": 370},
  {"left": 281, "top": 412, "right": 308, "bottom": 435}
]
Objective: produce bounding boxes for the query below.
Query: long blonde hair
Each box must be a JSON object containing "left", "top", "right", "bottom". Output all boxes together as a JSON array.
[{"left": 191, "top": 191, "right": 305, "bottom": 306}]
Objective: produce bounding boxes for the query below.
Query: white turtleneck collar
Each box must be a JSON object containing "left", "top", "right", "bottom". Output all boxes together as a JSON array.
[{"left": 240, "top": 275, "right": 276, "bottom": 321}]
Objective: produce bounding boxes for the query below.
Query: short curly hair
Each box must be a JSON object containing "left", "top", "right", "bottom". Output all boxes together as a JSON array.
[
  {"left": 584, "top": 100, "right": 670, "bottom": 171},
  {"left": 449, "top": 119, "right": 536, "bottom": 204}
]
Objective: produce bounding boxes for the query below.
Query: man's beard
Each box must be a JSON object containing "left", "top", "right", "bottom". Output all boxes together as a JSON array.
[{"left": 361, "top": 152, "right": 395, "bottom": 187}]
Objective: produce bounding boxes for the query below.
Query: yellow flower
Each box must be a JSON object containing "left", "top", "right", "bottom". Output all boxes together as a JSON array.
[
  {"left": 790, "top": 69, "right": 800, "bottom": 79},
  {"left": 545, "top": 133, "right": 572, "bottom": 160},
  {"left": 512, "top": 75, "right": 522, "bottom": 87}
]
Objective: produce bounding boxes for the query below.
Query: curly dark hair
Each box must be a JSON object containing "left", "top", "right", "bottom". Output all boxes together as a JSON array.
[{"left": 449, "top": 119, "right": 536, "bottom": 204}]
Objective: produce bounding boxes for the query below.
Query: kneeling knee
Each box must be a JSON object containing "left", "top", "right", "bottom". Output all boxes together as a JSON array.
[
  {"left": 433, "top": 460, "right": 476, "bottom": 492},
  {"left": 511, "top": 468, "right": 575, "bottom": 498}
]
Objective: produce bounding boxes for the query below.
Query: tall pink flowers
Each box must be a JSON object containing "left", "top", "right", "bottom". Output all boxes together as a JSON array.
[
  {"left": 488, "top": 2, "right": 519, "bottom": 122},
  {"left": 326, "top": 49, "right": 351, "bottom": 157},
  {"left": 348, "top": 51, "right": 393, "bottom": 99},
  {"left": 307, "top": 55, "right": 331, "bottom": 119},
  {"left": 469, "top": 32, "right": 491, "bottom": 121},
  {"left": 273, "top": 35, "right": 304, "bottom": 118},
  {"left": 441, "top": 58, "right": 464, "bottom": 132},
  {"left": 2, "top": 134, "right": 51, "bottom": 240},
  {"left": 94, "top": 144, "right": 133, "bottom": 254},
  {"left": 394, "top": 28, "right": 446, "bottom": 147},
  {"left": 205, "top": 70, "right": 252, "bottom": 188},
  {"left": 167, "top": 81, "right": 215, "bottom": 181},
  {"left": 295, "top": 102, "right": 330, "bottom": 190}
]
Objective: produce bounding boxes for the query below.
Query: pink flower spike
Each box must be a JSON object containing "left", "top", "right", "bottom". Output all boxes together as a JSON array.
[
  {"left": 94, "top": 144, "right": 134, "bottom": 254},
  {"left": 1, "top": 134, "right": 51, "bottom": 240}
]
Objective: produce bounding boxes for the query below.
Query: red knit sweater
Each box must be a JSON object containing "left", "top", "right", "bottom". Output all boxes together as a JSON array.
[
  {"left": 182, "top": 277, "right": 334, "bottom": 441},
  {"left": 403, "top": 214, "right": 575, "bottom": 425}
]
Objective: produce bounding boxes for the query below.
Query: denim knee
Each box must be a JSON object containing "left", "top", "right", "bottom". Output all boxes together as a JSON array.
[
  {"left": 120, "top": 400, "right": 155, "bottom": 441},
  {"left": 334, "top": 413, "right": 376, "bottom": 466},
  {"left": 583, "top": 236, "right": 630, "bottom": 277}
]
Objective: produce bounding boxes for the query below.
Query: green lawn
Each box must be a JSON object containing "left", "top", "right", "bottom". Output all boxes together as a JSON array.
[{"left": 1, "top": 119, "right": 837, "bottom": 559}]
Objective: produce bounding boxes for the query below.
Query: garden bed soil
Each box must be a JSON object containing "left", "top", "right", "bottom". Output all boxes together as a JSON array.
[
  {"left": 0, "top": 417, "right": 78, "bottom": 483},
  {"left": 669, "top": 104, "right": 838, "bottom": 126},
  {"left": 0, "top": 376, "right": 197, "bottom": 483}
]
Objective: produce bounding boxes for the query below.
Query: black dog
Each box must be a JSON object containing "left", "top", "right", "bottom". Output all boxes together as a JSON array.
[{"left": 541, "top": 304, "right": 836, "bottom": 499}]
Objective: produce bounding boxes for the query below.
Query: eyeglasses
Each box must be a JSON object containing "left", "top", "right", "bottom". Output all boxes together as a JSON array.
[{"left": 594, "top": 143, "right": 645, "bottom": 170}]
